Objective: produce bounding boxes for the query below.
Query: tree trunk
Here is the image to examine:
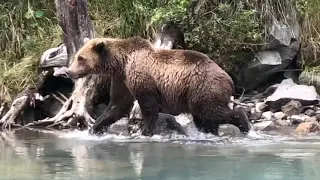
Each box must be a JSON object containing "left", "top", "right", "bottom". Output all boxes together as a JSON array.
[
  {"left": 1, "top": 0, "right": 110, "bottom": 129},
  {"left": 27, "top": 0, "right": 110, "bottom": 129}
]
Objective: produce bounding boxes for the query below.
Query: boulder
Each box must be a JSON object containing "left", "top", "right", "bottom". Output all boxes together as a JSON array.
[
  {"left": 281, "top": 100, "right": 303, "bottom": 116},
  {"left": 295, "top": 122, "right": 320, "bottom": 133},
  {"left": 266, "top": 79, "right": 319, "bottom": 112},
  {"left": 304, "top": 109, "right": 316, "bottom": 117}
]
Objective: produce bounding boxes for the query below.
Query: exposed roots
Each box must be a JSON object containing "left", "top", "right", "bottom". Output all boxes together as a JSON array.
[
  {"left": 25, "top": 78, "right": 95, "bottom": 129},
  {"left": 0, "top": 93, "right": 51, "bottom": 129},
  {"left": 0, "top": 96, "right": 29, "bottom": 129}
]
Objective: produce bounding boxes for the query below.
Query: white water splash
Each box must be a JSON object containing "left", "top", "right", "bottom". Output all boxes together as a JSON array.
[{"left": 37, "top": 114, "right": 320, "bottom": 147}]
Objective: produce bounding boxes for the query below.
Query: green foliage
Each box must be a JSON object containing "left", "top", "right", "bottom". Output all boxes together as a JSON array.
[
  {"left": 294, "top": 0, "right": 320, "bottom": 68},
  {"left": 0, "top": 0, "right": 62, "bottom": 101},
  {"left": 88, "top": 0, "right": 263, "bottom": 70}
]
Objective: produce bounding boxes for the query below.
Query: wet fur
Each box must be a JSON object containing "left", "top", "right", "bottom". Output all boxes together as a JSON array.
[{"left": 68, "top": 37, "right": 251, "bottom": 136}]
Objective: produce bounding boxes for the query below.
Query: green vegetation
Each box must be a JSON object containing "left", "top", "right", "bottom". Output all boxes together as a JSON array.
[
  {"left": 0, "top": 0, "right": 61, "bottom": 102},
  {"left": 1, "top": 0, "right": 319, "bottom": 103},
  {"left": 295, "top": 0, "right": 320, "bottom": 68}
]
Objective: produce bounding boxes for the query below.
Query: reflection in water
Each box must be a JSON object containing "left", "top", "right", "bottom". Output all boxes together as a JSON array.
[{"left": 1, "top": 128, "right": 320, "bottom": 180}]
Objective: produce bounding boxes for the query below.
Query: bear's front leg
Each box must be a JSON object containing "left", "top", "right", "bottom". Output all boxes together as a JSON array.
[
  {"left": 89, "top": 79, "right": 134, "bottom": 135},
  {"left": 136, "top": 91, "right": 161, "bottom": 136}
]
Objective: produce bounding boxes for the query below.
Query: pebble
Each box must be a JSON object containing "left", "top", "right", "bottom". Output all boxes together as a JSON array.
[
  {"left": 249, "top": 111, "right": 262, "bottom": 121},
  {"left": 262, "top": 111, "right": 274, "bottom": 121},
  {"left": 274, "top": 119, "right": 290, "bottom": 127},
  {"left": 304, "top": 109, "right": 316, "bottom": 117},
  {"left": 290, "top": 114, "right": 309, "bottom": 125},
  {"left": 274, "top": 112, "right": 286, "bottom": 120},
  {"left": 256, "top": 102, "right": 267, "bottom": 112},
  {"left": 305, "top": 116, "right": 317, "bottom": 122}
]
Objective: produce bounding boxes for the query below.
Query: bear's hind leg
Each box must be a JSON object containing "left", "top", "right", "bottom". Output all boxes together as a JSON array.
[{"left": 192, "top": 114, "right": 220, "bottom": 135}]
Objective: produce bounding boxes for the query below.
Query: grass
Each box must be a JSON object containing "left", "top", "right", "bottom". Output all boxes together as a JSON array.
[{"left": 0, "top": 0, "right": 62, "bottom": 102}]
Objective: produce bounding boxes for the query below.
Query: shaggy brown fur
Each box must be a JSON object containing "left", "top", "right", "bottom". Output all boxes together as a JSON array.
[{"left": 68, "top": 37, "right": 252, "bottom": 136}]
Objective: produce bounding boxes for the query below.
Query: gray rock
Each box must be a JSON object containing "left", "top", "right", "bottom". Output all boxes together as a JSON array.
[
  {"left": 256, "top": 102, "right": 267, "bottom": 113},
  {"left": 247, "top": 103, "right": 255, "bottom": 108},
  {"left": 219, "top": 124, "right": 241, "bottom": 136},
  {"left": 250, "top": 108, "right": 256, "bottom": 115},
  {"left": 274, "top": 119, "right": 291, "bottom": 127},
  {"left": 290, "top": 114, "right": 309, "bottom": 125},
  {"left": 266, "top": 79, "right": 319, "bottom": 112},
  {"left": 253, "top": 121, "right": 275, "bottom": 131},
  {"left": 305, "top": 116, "right": 317, "bottom": 123},
  {"left": 249, "top": 111, "right": 262, "bottom": 121},
  {"left": 274, "top": 112, "right": 286, "bottom": 120},
  {"left": 316, "top": 114, "right": 320, "bottom": 122},
  {"left": 304, "top": 109, "right": 316, "bottom": 117},
  {"left": 281, "top": 100, "right": 303, "bottom": 116},
  {"left": 262, "top": 111, "right": 275, "bottom": 121}
]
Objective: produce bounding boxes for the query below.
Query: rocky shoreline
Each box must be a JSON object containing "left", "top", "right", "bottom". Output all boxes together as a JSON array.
[{"left": 232, "top": 78, "right": 320, "bottom": 134}]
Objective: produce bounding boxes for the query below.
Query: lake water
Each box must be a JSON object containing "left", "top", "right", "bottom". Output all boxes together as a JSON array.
[{"left": 1, "top": 120, "right": 320, "bottom": 180}]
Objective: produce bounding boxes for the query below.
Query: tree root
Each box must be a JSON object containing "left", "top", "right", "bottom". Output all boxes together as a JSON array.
[
  {"left": 0, "top": 93, "right": 51, "bottom": 129},
  {"left": 25, "top": 78, "right": 95, "bottom": 129}
]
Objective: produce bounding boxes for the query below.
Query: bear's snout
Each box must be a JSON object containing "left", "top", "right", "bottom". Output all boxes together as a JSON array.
[{"left": 66, "top": 68, "right": 85, "bottom": 79}]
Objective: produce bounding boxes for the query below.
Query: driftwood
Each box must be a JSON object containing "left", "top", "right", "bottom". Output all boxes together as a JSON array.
[{"left": 0, "top": 0, "right": 187, "bottom": 136}]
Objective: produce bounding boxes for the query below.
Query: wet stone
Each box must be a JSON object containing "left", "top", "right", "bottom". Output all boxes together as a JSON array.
[
  {"left": 256, "top": 102, "right": 267, "bottom": 113},
  {"left": 274, "top": 119, "right": 291, "bottom": 127},
  {"left": 274, "top": 112, "right": 286, "bottom": 120},
  {"left": 249, "top": 111, "right": 262, "bottom": 121},
  {"left": 305, "top": 116, "right": 317, "bottom": 123},
  {"left": 253, "top": 121, "right": 275, "bottom": 131},
  {"left": 281, "top": 100, "right": 303, "bottom": 116},
  {"left": 295, "top": 122, "right": 320, "bottom": 133},
  {"left": 304, "top": 109, "right": 316, "bottom": 117},
  {"left": 290, "top": 114, "right": 309, "bottom": 125},
  {"left": 316, "top": 114, "right": 320, "bottom": 122},
  {"left": 262, "top": 111, "right": 275, "bottom": 121}
]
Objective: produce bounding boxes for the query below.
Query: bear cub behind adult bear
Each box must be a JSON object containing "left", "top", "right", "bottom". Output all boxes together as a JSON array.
[{"left": 67, "top": 36, "right": 252, "bottom": 136}]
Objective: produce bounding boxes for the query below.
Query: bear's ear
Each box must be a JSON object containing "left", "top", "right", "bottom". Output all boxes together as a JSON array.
[
  {"left": 93, "top": 40, "right": 106, "bottom": 54},
  {"left": 83, "top": 37, "right": 91, "bottom": 44}
]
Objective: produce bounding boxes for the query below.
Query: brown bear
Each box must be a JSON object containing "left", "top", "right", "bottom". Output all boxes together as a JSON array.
[{"left": 67, "top": 36, "right": 252, "bottom": 136}]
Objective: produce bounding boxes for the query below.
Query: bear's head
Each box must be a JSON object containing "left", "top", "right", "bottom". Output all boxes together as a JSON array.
[{"left": 68, "top": 38, "right": 110, "bottom": 79}]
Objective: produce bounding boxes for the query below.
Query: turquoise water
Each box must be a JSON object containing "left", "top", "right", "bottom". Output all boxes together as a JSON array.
[{"left": 1, "top": 127, "right": 320, "bottom": 180}]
